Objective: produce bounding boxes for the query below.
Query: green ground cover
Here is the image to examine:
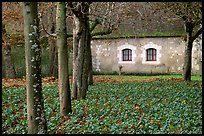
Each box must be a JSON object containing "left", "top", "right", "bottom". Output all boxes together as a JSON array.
[
  {"left": 96, "top": 74, "right": 202, "bottom": 81},
  {"left": 2, "top": 80, "right": 202, "bottom": 134}
]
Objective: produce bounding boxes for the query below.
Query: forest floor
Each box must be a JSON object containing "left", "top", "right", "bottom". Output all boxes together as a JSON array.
[{"left": 2, "top": 75, "right": 202, "bottom": 134}]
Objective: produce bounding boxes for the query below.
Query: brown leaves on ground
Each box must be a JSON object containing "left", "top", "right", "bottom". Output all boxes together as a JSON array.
[
  {"left": 42, "top": 76, "right": 58, "bottom": 85},
  {"left": 2, "top": 76, "right": 58, "bottom": 88},
  {"left": 55, "top": 129, "right": 65, "bottom": 134},
  {"left": 2, "top": 76, "right": 184, "bottom": 88},
  {"left": 93, "top": 76, "right": 183, "bottom": 83},
  {"left": 2, "top": 77, "right": 26, "bottom": 88}
]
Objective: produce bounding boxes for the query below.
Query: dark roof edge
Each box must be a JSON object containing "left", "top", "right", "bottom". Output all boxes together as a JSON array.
[{"left": 92, "top": 35, "right": 183, "bottom": 40}]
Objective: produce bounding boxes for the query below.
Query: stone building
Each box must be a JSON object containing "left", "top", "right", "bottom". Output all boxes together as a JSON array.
[{"left": 90, "top": 36, "right": 202, "bottom": 75}]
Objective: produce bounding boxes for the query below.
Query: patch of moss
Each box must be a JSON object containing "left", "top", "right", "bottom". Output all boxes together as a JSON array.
[{"left": 92, "top": 30, "right": 185, "bottom": 39}]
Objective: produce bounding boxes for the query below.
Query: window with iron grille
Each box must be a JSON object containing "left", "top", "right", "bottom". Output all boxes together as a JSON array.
[
  {"left": 122, "top": 49, "right": 132, "bottom": 61},
  {"left": 146, "top": 48, "right": 157, "bottom": 61}
]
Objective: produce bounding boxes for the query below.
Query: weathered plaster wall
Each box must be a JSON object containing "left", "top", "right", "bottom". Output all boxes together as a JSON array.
[
  {"left": 192, "top": 34, "right": 202, "bottom": 75},
  {"left": 91, "top": 37, "right": 201, "bottom": 74}
]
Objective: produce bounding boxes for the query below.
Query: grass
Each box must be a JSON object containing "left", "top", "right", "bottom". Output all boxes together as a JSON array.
[{"left": 2, "top": 78, "right": 202, "bottom": 134}]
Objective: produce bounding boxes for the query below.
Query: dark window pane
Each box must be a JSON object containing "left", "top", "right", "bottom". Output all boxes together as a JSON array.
[
  {"left": 122, "top": 49, "right": 132, "bottom": 61},
  {"left": 146, "top": 48, "right": 157, "bottom": 61}
]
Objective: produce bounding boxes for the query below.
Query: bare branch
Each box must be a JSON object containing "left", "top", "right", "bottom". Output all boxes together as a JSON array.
[
  {"left": 192, "top": 27, "right": 202, "bottom": 41},
  {"left": 90, "top": 19, "right": 100, "bottom": 32},
  {"left": 39, "top": 13, "right": 57, "bottom": 37},
  {"left": 67, "top": 2, "right": 81, "bottom": 17}
]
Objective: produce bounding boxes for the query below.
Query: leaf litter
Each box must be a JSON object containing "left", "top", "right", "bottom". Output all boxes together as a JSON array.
[{"left": 2, "top": 76, "right": 184, "bottom": 88}]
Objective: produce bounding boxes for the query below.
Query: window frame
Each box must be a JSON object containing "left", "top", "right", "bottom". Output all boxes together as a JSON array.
[
  {"left": 146, "top": 48, "right": 157, "bottom": 61},
  {"left": 122, "top": 48, "right": 132, "bottom": 61}
]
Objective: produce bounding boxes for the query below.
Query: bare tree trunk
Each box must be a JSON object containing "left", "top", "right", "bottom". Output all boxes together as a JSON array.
[
  {"left": 23, "top": 2, "right": 47, "bottom": 134},
  {"left": 72, "top": 19, "right": 79, "bottom": 99},
  {"left": 81, "top": 17, "right": 91, "bottom": 97},
  {"left": 56, "top": 2, "right": 72, "bottom": 115},
  {"left": 48, "top": 5, "right": 58, "bottom": 78},
  {"left": 2, "top": 24, "right": 16, "bottom": 79},
  {"left": 71, "top": 3, "right": 90, "bottom": 99},
  {"left": 183, "top": 42, "right": 193, "bottom": 81},
  {"left": 183, "top": 22, "right": 193, "bottom": 81},
  {"left": 73, "top": 15, "right": 86, "bottom": 99},
  {"left": 87, "top": 26, "right": 93, "bottom": 85},
  {"left": 76, "top": 27, "right": 86, "bottom": 99},
  {"left": 48, "top": 37, "right": 58, "bottom": 78}
]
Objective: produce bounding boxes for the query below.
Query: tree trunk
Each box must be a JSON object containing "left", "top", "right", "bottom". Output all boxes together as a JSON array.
[
  {"left": 56, "top": 2, "right": 72, "bottom": 115},
  {"left": 72, "top": 15, "right": 87, "bottom": 99},
  {"left": 71, "top": 19, "right": 79, "bottom": 99},
  {"left": 71, "top": 3, "right": 89, "bottom": 99},
  {"left": 48, "top": 37, "right": 58, "bottom": 78},
  {"left": 23, "top": 2, "right": 47, "bottom": 134},
  {"left": 87, "top": 25, "right": 93, "bottom": 85},
  {"left": 76, "top": 27, "right": 87, "bottom": 99},
  {"left": 48, "top": 5, "right": 58, "bottom": 78},
  {"left": 80, "top": 18, "right": 89, "bottom": 98},
  {"left": 2, "top": 45, "right": 16, "bottom": 79},
  {"left": 2, "top": 24, "right": 16, "bottom": 79},
  {"left": 183, "top": 22, "right": 193, "bottom": 81}
]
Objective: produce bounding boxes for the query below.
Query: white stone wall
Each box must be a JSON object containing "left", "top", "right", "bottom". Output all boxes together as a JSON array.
[
  {"left": 95, "top": 45, "right": 102, "bottom": 72},
  {"left": 192, "top": 35, "right": 202, "bottom": 74},
  {"left": 91, "top": 37, "right": 201, "bottom": 74}
]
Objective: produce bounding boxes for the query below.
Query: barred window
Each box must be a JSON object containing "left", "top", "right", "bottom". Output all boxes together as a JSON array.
[{"left": 122, "top": 49, "right": 132, "bottom": 61}]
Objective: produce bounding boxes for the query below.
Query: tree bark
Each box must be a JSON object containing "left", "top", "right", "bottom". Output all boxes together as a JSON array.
[
  {"left": 70, "top": 2, "right": 89, "bottom": 99},
  {"left": 73, "top": 15, "right": 87, "bottom": 99},
  {"left": 183, "top": 22, "right": 193, "bottom": 81},
  {"left": 48, "top": 5, "right": 58, "bottom": 78},
  {"left": 87, "top": 22, "right": 93, "bottom": 85},
  {"left": 2, "top": 24, "right": 16, "bottom": 79},
  {"left": 48, "top": 36, "right": 58, "bottom": 78},
  {"left": 81, "top": 17, "right": 89, "bottom": 98},
  {"left": 23, "top": 2, "right": 47, "bottom": 134},
  {"left": 56, "top": 2, "right": 72, "bottom": 115},
  {"left": 71, "top": 17, "right": 79, "bottom": 99}
]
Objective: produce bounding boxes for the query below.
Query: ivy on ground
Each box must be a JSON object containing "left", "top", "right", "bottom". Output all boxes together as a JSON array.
[{"left": 2, "top": 80, "right": 202, "bottom": 134}]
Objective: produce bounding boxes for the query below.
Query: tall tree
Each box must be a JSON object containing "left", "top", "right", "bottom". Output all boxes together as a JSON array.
[
  {"left": 68, "top": 2, "right": 91, "bottom": 99},
  {"left": 39, "top": 2, "right": 72, "bottom": 115},
  {"left": 56, "top": 2, "right": 72, "bottom": 114},
  {"left": 66, "top": 2, "right": 126, "bottom": 95},
  {"left": 86, "top": 24, "right": 93, "bottom": 85},
  {"left": 159, "top": 2, "right": 202, "bottom": 81},
  {"left": 22, "top": 2, "right": 47, "bottom": 134}
]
